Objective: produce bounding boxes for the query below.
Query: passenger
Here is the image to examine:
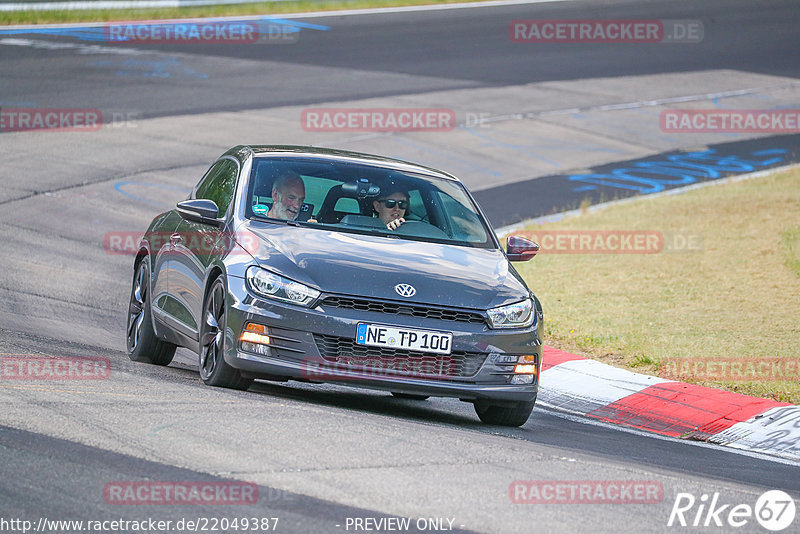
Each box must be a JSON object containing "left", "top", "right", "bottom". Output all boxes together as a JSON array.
[
  {"left": 373, "top": 186, "right": 409, "bottom": 231},
  {"left": 268, "top": 172, "right": 315, "bottom": 221}
]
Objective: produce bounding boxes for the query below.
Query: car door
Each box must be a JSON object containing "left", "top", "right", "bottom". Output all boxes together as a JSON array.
[
  {"left": 168, "top": 157, "right": 240, "bottom": 341},
  {"left": 149, "top": 209, "right": 183, "bottom": 320}
]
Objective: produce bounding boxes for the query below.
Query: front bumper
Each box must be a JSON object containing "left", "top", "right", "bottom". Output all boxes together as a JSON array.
[{"left": 223, "top": 275, "right": 542, "bottom": 403}]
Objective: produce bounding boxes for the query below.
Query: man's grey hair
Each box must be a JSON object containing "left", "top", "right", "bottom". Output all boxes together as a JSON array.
[{"left": 272, "top": 171, "right": 304, "bottom": 196}]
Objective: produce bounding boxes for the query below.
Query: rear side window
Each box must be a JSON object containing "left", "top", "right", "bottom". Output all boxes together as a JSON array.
[
  {"left": 195, "top": 159, "right": 238, "bottom": 216},
  {"left": 333, "top": 197, "right": 360, "bottom": 216}
]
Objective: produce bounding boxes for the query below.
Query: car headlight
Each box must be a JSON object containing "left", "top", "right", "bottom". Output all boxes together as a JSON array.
[
  {"left": 246, "top": 266, "right": 320, "bottom": 307},
  {"left": 487, "top": 298, "right": 534, "bottom": 329}
]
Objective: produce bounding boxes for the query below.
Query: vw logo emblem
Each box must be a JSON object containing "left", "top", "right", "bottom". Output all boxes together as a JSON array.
[{"left": 395, "top": 283, "right": 416, "bottom": 298}]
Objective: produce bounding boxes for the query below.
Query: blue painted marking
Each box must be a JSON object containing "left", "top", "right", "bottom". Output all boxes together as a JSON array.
[
  {"left": 114, "top": 181, "right": 190, "bottom": 207},
  {"left": 751, "top": 149, "right": 787, "bottom": 166},
  {"left": 91, "top": 57, "right": 207, "bottom": 79},
  {"left": 0, "top": 17, "right": 329, "bottom": 43},
  {"left": 572, "top": 185, "right": 597, "bottom": 192},
  {"left": 568, "top": 148, "right": 788, "bottom": 193},
  {"left": 259, "top": 18, "right": 330, "bottom": 31},
  {"left": 0, "top": 26, "right": 108, "bottom": 41}
]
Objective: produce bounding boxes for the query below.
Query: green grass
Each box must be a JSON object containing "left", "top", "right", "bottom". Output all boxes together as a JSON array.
[
  {"left": 513, "top": 167, "right": 800, "bottom": 403},
  {"left": 0, "top": 0, "right": 485, "bottom": 25},
  {"left": 781, "top": 223, "right": 800, "bottom": 279}
]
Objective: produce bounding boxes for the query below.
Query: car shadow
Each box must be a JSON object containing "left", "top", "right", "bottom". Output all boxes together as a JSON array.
[
  {"left": 165, "top": 350, "right": 531, "bottom": 430},
  {"left": 247, "top": 379, "right": 481, "bottom": 427}
]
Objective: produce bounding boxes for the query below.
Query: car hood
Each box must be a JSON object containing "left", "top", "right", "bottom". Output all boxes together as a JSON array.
[{"left": 239, "top": 221, "right": 530, "bottom": 310}]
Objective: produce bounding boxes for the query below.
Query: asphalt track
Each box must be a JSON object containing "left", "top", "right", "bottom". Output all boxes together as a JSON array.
[
  {"left": 1, "top": 0, "right": 799, "bottom": 117},
  {"left": 1, "top": 0, "right": 800, "bottom": 532}
]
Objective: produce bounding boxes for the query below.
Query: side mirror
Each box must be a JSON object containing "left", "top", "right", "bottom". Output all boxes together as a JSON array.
[
  {"left": 506, "top": 235, "right": 539, "bottom": 262},
  {"left": 177, "top": 199, "right": 222, "bottom": 227}
]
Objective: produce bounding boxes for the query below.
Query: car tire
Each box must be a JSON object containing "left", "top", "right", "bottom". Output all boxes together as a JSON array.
[
  {"left": 474, "top": 400, "right": 535, "bottom": 427},
  {"left": 391, "top": 392, "right": 430, "bottom": 401},
  {"left": 199, "top": 276, "right": 253, "bottom": 391},
  {"left": 127, "top": 259, "right": 177, "bottom": 366}
]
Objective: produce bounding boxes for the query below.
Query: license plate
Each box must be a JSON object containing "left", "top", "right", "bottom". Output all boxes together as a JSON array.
[{"left": 356, "top": 323, "right": 453, "bottom": 355}]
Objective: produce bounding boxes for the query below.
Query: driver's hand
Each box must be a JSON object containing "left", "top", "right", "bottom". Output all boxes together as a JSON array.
[{"left": 387, "top": 217, "right": 405, "bottom": 231}]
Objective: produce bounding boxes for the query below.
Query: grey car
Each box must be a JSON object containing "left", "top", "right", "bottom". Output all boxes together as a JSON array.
[{"left": 126, "top": 145, "right": 543, "bottom": 426}]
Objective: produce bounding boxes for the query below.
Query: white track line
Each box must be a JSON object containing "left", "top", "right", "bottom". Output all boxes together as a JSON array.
[
  {"left": 468, "top": 83, "right": 800, "bottom": 126},
  {"left": 539, "top": 404, "right": 800, "bottom": 467}
]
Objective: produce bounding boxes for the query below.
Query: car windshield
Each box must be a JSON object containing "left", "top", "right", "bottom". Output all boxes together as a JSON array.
[{"left": 245, "top": 156, "right": 495, "bottom": 248}]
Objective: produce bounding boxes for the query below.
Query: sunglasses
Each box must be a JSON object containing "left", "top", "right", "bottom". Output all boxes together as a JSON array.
[{"left": 378, "top": 199, "right": 408, "bottom": 209}]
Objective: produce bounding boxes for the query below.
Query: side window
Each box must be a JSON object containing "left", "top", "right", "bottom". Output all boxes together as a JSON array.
[{"left": 195, "top": 159, "right": 238, "bottom": 217}]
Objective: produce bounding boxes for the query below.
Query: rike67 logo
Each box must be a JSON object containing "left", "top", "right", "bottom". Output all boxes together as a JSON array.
[{"left": 668, "top": 490, "right": 796, "bottom": 531}]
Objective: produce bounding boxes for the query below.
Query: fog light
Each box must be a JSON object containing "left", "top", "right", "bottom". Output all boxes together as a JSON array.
[
  {"left": 241, "top": 331, "right": 271, "bottom": 344},
  {"left": 514, "top": 364, "right": 536, "bottom": 374},
  {"left": 511, "top": 374, "right": 534, "bottom": 385},
  {"left": 517, "top": 355, "right": 536, "bottom": 363},
  {"left": 241, "top": 341, "right": 271, "bottom": 356}
]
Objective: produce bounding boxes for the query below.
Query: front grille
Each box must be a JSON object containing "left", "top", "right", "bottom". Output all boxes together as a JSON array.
[
  {"left": 314, "top": 334, "right": 487, "bottom": 378},
  {"left": 320, "top": 296, "right": 486, "bottom": 325}
]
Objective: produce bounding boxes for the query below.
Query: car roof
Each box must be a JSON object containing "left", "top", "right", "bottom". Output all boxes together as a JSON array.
[{"left": 229, "top": 145, "right": 461, "bottom": 182}]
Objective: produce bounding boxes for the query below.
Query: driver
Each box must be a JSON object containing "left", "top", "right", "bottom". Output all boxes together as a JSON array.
[
  {"left": 373, "top": 185, "right": 409, "bottom": 231},
  {"left": 268, "top": 172, "right": 314, "bottom": 221}
]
